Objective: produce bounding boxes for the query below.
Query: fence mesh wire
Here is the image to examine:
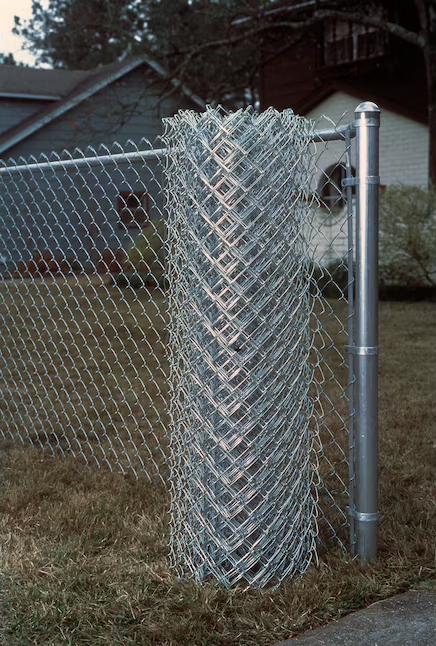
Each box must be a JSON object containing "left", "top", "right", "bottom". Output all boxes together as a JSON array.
[
  {"left": 0, "top": 109, "right": 356, "bottom": 587},
  {"left": 163, "top": 107, "right": 319, "bottom": 587},
  {"left": 0, "top": 141, "right": 169, "bottom": 482},
  {"left": 309, "top": 112, "right": 356, "bottom": 554}
]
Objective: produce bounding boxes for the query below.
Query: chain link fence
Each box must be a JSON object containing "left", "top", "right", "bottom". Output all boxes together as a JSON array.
[
  {"left": 0, "top": 107, "right": 362, "bottom": 587},
  {"left": 0, "top": 141, "right": 169, "bottom": 482}
]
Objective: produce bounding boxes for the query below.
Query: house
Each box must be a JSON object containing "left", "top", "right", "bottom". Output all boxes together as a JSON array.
[
  {"left": 259, "top": 2, "right": 429, "bottom": 264},
  {"left": 0, "top": 54, "right": 205, "bottom": 272}
]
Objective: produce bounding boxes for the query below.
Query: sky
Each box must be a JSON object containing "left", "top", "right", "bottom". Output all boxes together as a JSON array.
[{"left": 0, "top": 0, "right": 49, "bottom": 66}]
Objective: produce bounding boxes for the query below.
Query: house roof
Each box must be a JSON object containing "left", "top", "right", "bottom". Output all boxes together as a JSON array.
[
  {"left": 0, "top": 66, "right": 92, "bottom": 100},
  {"left": 297, "top": 81, "right": 428, "bottom": 126},
  {"left": 0, "top": 53, "right": 205, "bottom": 155}
]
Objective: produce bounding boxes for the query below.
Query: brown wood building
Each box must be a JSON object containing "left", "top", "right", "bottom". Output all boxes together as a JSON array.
[
  {"left": 258, "top": 2, "right": 430, "bottom": 265},
  {"left": 260, "top": 8, "right": 427, "bottom": 126}
]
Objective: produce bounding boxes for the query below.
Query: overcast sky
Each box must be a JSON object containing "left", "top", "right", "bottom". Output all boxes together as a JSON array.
[{"left": 0, "top": 0, "right": 49, "bottom": 66}]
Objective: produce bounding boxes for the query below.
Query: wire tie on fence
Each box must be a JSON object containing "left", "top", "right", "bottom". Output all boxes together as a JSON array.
[
  {"left": 347, "top": 507, "right": 380, "bottom": 523},
  {"left": 345, "top": 345, "right": 379, "bottom": 356}
]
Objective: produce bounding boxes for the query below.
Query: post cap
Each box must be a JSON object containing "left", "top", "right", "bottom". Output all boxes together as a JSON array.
[{"left": 355, "top": 101, "right": 381, "bottom": 119}]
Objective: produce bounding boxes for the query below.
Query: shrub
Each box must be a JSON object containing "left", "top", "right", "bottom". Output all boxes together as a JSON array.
[
  {"left": 379, "top": 184, "right": 436, "bottom": 289},
  {"left": 31, "top": 251, "right": 61, "bottom": 275},
  {"left": 10, "top": 251, "right": 82, "bottom": 278},
  {"left": 63, "top": 257, "right": 83, "bottom": 274},
  {"left": 120, "top": 219, "right": 166, "bottom": 288}
]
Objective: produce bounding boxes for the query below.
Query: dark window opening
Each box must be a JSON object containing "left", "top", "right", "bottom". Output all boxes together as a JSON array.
[{"left": 118, "top": 192, "right": 150, "bottom": 229}]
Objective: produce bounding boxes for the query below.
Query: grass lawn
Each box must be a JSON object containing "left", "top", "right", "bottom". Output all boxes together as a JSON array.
[
  {"left": 0, "top": 297, "right": 435, "bottom": 645},
  {"left": 0, "top": 279, "right": 170, "bottom": 481}
]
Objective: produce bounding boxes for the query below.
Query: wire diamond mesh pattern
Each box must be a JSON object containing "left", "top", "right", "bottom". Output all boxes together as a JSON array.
[
  {"left": 0, "top": 109, "right": 356, "bottom": 588},
  {"left": 0, "top": 141, "right": 169, "bottom": 482},
  {"left": 309, "top": 113, "right": 356, "bottom": 553},
  {"left": 163, "top": 107, "right": 320, "bottom": 587}
]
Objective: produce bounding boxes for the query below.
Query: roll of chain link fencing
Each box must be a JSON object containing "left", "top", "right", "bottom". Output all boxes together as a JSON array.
[{"left": 163, "top": 107, "right": 320, "bottom": 588}]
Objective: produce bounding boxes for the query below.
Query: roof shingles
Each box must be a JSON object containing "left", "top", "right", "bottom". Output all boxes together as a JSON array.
[
  {"left": 0, "top": 54, "right": 204, "bottom": 155},
  {"left": 0, "top": 65, "right": 93, "bottom": 98}
]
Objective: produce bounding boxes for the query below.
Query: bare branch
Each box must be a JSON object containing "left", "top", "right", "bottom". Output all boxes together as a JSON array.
[
  {"left": 151, "top": 17, "right": 315, "bottom": 106},
  {"left": 167, "top": 6, "right": 424, "bottom": 76},
  {"left": 175, "top": 18, "right": 317, "bottom": 59},
  {"left": 315, "top": 9, "right": 426, "bottom": 49}
]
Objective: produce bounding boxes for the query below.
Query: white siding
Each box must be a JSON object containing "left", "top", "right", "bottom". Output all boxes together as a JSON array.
[
  {"left": 304, "top": 91, "right": 429, "bottom": 265},
  {"left": 305, "top": 90, "right": 429, "bottom": 188},
  {"left": 0, "top": 99, "right": 51, "bottom": 136}
]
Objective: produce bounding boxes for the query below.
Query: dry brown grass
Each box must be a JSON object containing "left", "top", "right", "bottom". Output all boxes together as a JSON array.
[{"left": 1, "top": 296, "right": 435, "bottom": 645}]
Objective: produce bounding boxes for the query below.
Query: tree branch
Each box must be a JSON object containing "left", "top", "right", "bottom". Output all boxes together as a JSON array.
[
  {"left": 169, "top": 6, "right": 424, "bottom": 71},
  {"left": 315, "top": 9, "right": 426, "bottom": 49},
  {"left": 175, "top": 19, "right": 317, "bottom": 59}
]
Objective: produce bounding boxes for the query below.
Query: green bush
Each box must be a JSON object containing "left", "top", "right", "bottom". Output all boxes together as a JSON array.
[
  {"left": 118, "top": 219, "right": 166, "bottom": 288},
  {"left": 379, "top": 184, "right": 436, "bottom": 290}
]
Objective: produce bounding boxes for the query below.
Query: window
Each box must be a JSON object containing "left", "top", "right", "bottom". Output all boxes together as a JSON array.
[
  {"left": 118, "top": 192, "right": 150, "bottom": 229},
  {"left": 323, "top": 19, "right": 387, "bottom": 67},
  {"left": 318, "top": 164, "right": 355, "bottom": 212}
]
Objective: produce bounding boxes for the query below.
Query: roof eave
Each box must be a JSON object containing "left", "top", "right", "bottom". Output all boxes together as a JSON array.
[
  {"left": 299, "top": 84, "right": 428, "bottom": 126},
  {"left": 0, "top": 92, "right": 61, "bottom": 101},
  {"left": 0, "top": 54, "right": 205, "bottom": 156},
  {"left": 0, "top": 57, "right": 149, "bottom": 155},
  {"left": 140, "top": 54, "right": 205, "bottom": 110}
]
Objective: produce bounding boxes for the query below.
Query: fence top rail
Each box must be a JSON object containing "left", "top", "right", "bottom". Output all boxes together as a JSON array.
[
  {"left": 0, "top": 148, "right": 167, "bottom": 176},
  {"left": 0, "top": 124, "right": 354, "bottom": 176},
  {"left": 311, "top": 124, "right": 355, "bottom": 143}
]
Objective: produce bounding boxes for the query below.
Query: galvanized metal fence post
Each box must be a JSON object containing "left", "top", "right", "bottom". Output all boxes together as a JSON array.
[{"left": 353, "top": 101, "right": 381, "bottom": 560}]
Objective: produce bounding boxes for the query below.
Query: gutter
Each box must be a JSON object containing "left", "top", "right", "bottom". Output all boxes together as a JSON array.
[{"left": 0, "top": 92, "right": 61, "bottom": 101}]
